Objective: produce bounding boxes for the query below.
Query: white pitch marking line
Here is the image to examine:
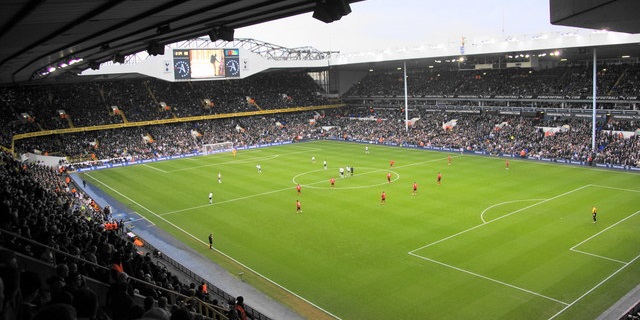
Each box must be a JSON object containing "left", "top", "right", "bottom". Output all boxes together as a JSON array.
[
  {"left": 408, "top": 252, "right": 570, "bottom": 306},
  {"left": 142, "top": 164, "right": 169, "bottom": 173},
  {"left": 165, "top": 147, "right": 324, "bottom": 173},
  {"left": 295, "top": 167, "right": 402, "bottom": 190},
  {"left": 569, "top": 249, "right": 627, "bottom": 265},
  {"left": 167, "top": 155, "right": 279, "bottom": 173},
  {"left": 162, "top": 179, "right": 330, "bottom": 215},
  {"left": 160, "top": 203, "right": 215, "bottom": 216},
  {"left": 480, "top": 199, "right": 546, "bottom": 223},
  {"left": 588, "top": 184, "right": 640, "bottom": 193},
  {"left": 294, "top": 155, "right": 455, "bottom": 189},
  {"left": 128, "top": 215, "right": 156, "bottom": 226}
]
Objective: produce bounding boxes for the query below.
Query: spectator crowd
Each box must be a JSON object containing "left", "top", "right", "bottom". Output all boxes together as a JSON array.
[
  {"left": 9, "top": 105, "right": 639, "bottom": 169},
  {"left": 0, "top": 72, "right": 330, "bottom": 148},
  {"left": 0, "top": 150, "right": 248, "bottom": 319},
  {"left": 345, "top": 63, "right": 640, "bottom": 98}
]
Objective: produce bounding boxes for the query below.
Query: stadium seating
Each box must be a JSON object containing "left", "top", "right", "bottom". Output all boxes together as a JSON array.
[{"left": 0, "top": 65, "right": 639, "bottom": 320}]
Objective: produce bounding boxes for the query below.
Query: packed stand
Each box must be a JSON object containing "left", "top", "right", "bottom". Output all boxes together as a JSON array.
[
  {"left": 316, "top": 107, "right": 638, "bottom": 167},
  {"left": 344, "top": 63, "right": 640, "bottom": 99},
  {"left": 0, "top": 150, "right": 238, "bottom": 319},
  {"left": 14, "top": 111, "right": 323, "bottom": 166},
  {"left": 9, "top": 104, "right": 639, "bottom": 168},
  {"left": 0, "top": 72, "right": 329, "bottom": 148},
  {"left": 148, "top": 72, "right": 329, "bottom": 117}
]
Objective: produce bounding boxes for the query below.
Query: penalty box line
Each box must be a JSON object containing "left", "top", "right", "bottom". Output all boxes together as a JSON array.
[
  {"left": 409, "top": 184, "right": 640, "bottom": 313},
  {"left": 410, "top": 184, "right": 592, "bottom": 252},
  {"left": 569, "top": 210, "right": 640, "bottom": 265},
  {"left": 408, "top": 252, "right": 570, "bottom": 306},
  {"left": 548, "top": 251, "right": 640, "bottom": 320},
  {"left": 568, "top": 184, "right": 640, "bottom": 265},
  {"left": 407, "top": 184, "right": 594, "bottom": 307},
  {"left": 146, "top": 154, "right": 279, "bottom": 173},
  {"left": 165, "top": 147, "right": 323, "bottom": 174}
]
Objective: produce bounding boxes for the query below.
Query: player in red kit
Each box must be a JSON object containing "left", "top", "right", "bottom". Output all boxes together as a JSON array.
[
  {"left": 387, "top": 172, "right": 392, "bottom": 183},
  {"left": 296, "top": 183, "right": 301, "bottom": 195},
  {"left": 380, "top": 191, "right": 386, "bottom": 204},
  {"left": 412, "top": 182, "right": 418, "bottom": 195},
  {"left": 330, "top": 178, "right": 335, "bottom": 188},
  {"left": 437, "top": 172, "right": 442, "bottom": 186},
  {"left": 389, "top": 160, "right": 395, "bottom": 168},
  {"left": 505, "top": 159, "right": 510, "bottom": 169},
  {"left": 296, "top": 200, "right": 302, "bottom": 213}
]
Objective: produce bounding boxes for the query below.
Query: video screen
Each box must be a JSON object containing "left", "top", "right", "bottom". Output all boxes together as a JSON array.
[{"left": 173, "top": 48, "right": 240, "bottom": 80}]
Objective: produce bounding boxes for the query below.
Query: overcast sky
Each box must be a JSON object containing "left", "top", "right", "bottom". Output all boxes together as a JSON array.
[{"left": 235, "top": 0, "right": 582, "bottom": 53}]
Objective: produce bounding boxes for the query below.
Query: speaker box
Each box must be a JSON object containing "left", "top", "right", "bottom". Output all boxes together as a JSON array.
[
  {"left": 313, "top": 0, "right": 351, "bottom": 23},
  {"left": 113, "top": 53, "right": 125, "bottom": 64},
  {"left": 147, "top": 42, "right": 165, "bottom": 56},
  {"left": 209, "top": 26, "right": 234, "bottom": 41}
]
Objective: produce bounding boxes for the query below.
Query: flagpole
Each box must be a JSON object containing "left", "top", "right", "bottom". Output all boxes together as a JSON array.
[
  {"left": 403, "top": 61, "right": 409, "bottom": 132},
  {"left": 591, "top": 48, "right": 597, "bottom": 152}
]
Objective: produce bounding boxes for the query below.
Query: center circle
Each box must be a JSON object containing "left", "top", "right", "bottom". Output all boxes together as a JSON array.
[{"left": 292, "top": 167, "right": 400, "bottom": 190}]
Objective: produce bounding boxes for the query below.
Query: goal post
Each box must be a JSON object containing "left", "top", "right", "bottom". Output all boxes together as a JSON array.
[{"left": 202, "top": 142, "right": 234, "bottom": 155}]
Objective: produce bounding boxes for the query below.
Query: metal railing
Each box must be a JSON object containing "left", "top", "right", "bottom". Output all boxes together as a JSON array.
[
  {"left": 0, "top": 228, "right": 229, "bottom": 320},
  {"left": 140, "top": 236, "right": 271, "bottom": 320}
]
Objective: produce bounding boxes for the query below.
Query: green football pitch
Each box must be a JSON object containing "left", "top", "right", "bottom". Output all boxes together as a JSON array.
[{"left": 81, "top": 140, "right": 640, "bottom": 320}]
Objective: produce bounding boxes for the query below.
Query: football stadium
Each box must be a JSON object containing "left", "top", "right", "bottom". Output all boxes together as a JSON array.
[{"left": 1, "top": 1, "right": 640, "bottom": 320}]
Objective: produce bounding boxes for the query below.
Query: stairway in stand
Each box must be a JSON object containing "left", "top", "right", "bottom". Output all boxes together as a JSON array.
[{"left": 65, "top": 116, "right": 74, "bottom": 128}]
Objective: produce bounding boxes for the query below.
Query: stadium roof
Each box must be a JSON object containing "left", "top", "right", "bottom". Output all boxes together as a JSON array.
[
  {"left": 0, "top": 0, "right": 361, "bottom": 85},
  {"left": 2, "top": 0, "right": 639, "bottom": 85},
  {"left": 550, "top": 0, "right": 640, "bottom": 34}
]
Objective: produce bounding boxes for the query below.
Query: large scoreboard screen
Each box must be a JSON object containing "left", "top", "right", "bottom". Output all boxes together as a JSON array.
[{"left": 173, "top": 48, "right": 240, "bottom": 80}]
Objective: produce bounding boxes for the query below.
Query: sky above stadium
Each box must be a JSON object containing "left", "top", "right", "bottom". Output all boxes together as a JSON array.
[{"left": 235, "top": 0, "right": 584, "bottom": 53}]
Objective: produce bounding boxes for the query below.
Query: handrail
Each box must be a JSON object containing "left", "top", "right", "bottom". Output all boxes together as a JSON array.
[
  {"left": 0, "top": 228, "right": 229, "bottom": 320},
  {"left": 142, "top": 239, "right": 271, "bottom": 320}
]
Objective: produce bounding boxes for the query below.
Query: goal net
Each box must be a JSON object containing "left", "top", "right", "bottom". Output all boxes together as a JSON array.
[{"left": 202, "top": 142, "right": 234, "bottom": 155}]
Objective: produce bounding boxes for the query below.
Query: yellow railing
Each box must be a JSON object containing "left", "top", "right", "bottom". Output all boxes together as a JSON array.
[
  {"left": 9, "top": 104, "right": 345, "bottom": 154},
  {"left": 12, "top": 104, "right": 344, "bottom": 141}
]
